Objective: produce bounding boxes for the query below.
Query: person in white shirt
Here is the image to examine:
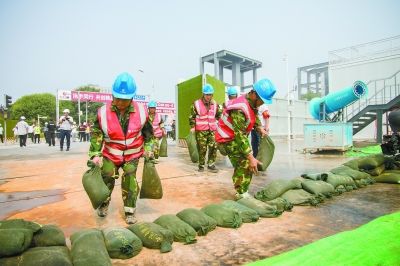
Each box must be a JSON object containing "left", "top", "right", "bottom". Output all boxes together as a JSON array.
[
  {"left": 71, "top": 122, "right": 78, "bottom": 142},
  {"left": 16, "top": 116, "right": 29, "bottom": 147},
  {"left": 59, "top": 109, "right": 73, "bottom": 151},
  {"left": 250, "top": 103, "right": 270, "bottom": 157},
  {"left": 13, "top": 126, "right": 19, "bottom": 143},
  {"left": 27, "top": 123, "right": 34, "bottom": 143}
]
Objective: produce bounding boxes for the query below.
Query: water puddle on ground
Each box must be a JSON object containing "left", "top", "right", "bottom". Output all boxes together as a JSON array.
[{"left": 0, "top": 189, "right": 66, "bottom": 220}]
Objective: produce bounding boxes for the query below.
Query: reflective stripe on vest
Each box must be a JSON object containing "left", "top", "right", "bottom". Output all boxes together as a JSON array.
[
  {"left": 215, "top": 95, "right": 255, "bottom": 143},
  {"left": 151, "top": 113, "right": 163, "bottom": 138},
  {"left": 194, "top": 99, "right": 217, "bottom": 131},
  {"left": 98, "top": 102, "right": 147, "bottom": 164}
]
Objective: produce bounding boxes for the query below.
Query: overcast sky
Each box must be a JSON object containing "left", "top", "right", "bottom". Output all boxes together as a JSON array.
[{"left": 1, "top": 0, "right": 399, "bottom": 104}]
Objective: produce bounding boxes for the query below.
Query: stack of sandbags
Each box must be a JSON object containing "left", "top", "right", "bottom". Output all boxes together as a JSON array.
[
  {"left": 201, "top": 203, "right": 243, "bottom": 229},
  {"left": 236, "top": 197, "right": 282, "bottom": 217},
  {"left": 176, "top": 208, "right": 217, "bottom": 236},
  {"left": 374, "top": 170, "right": 400, "bottom": 183},
  {"left": 330, "top": 165, "right": 375, "bottom": 188}
]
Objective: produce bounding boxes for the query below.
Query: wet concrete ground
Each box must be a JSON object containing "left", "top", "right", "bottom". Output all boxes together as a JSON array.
[{"left": 0, "top": 138, "right": 399, "bottom": 266}]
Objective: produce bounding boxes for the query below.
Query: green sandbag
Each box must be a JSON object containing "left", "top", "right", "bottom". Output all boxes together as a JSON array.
[
  {"left": 140, "top": 155, "right": 163, "bottom": 199},
  {"left": 357, "top": 154, "right": 386, "bottom": 170},
  {"left": 0, "top": 228, "right": 33, "bottom": 257},
  {"left": 290, "top": 177, "right": 307, "bottom": 189},
  {"left": 220, "top": 200, "right": 260, "bottom": 223},
  {"left": 82, "top": 161, "right": 110, "bottom": 210},
  {"left": 254, "top": 179, "right": 296, "bottom": 202},
  {"left": 256, "top": 135, "right": 275, "bottom": 171},
  {"left": 201, "top": 204, "right": 243, "bottom": 229},
  {"left": 263, "top": 197, "right": 293, "bottom": 212},
  {"left": 70, "top": 228, "right": 112, "bottom": 266},
  {"left": 216, "top": 142, "right": 227, "bottom": 156},
  {"left": 280, "top": 189, "right": 320, "bottom": 206},
  {"left": 301, "top": 172, "right": 329, "bottom": 181},
  {"left": 383, "top": 156, "right": 400, "bottom": 170},
  {"left": 354, "top": 179, "right": 368, "bottom": 188},
  {"left": 153, "top": 214, "right": 197, "bottom": 244},
  {"left": 301, "top": 180, "right": 335, "bottom": 197},
  {"left": 325, "top": 173, "right": 357, "bottom": 190},
  {"left": 330, "top": 165, "right": 371, "bottom": 180},
  {"left": 0, "top": 218, "right": 42, "bottom": 232},
  {"left": 368, "top": 164, "right": 386, "bottom": 176},
  {"left": 237, "top": 197, "right": 282, "bottom": 218},
  {"left": 176, "top": 208, "right": 217, "bottom": 236},
  {"left": 342, "top": 158, "right": 360, "bottom": 170},
  {"left": 127, "top": 222, "right": 173, "bottom": 253},
  {"left": 0, "top": 246, "right": 73, "bottom": 266},
  {"left": 30, "top": 224, "right": 66, "bottom": 247},
  {"left": 159, "top": 136, "right": 168, "bottom": 157},
  {"left": 374, "top": 172, "right": 400, "bottom": 183},
  {"left": 185, "top": 133, "right": 199, "bottom": 163},
  {"left": 102, "top": 226, "right": 142, "bottom": 259}
]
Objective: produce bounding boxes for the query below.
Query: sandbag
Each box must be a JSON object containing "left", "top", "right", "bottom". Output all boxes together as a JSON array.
[
  {"left": 325, "top": 173, "right": 357, "bottom": 189},
  {"left": 237, "top": 197, "right": 282, "bottom": 218},
  {"left": 201, "top": 204, "right": 243, "bottom": 229},
  {"left": 0, "top": 246, "right": 72, "bottom": 266},
  {"left": 263, "top": 197, "right": 293, "bottom": 212},
  {"left": 374, "top": 172, "right": 400, "bottom": 183},
  {"left": 216, "top": 142, "right": 227, "bottom": 156},
  {"left": 102, "top": 226, "right": 142, "bottom": 259},
  {"left": 185, "top": 133, "right": 199, "bottom": 163},
  {"left": 330, "top": 166, "right": 371, "bottom": 180},
  {"left": 0, "top": 218, "right": 42, "bottom": 232},
  {"left": 220, "top": 200, "right": 260, "bottom": 223},
  {"left": 301, "top": 180, "right": 335, "bottom": 197},
  {"left": 256, "top": 135, "right": 275, "bottom": 171},
  {"left": 30, "top": 224, "right": 66, "bottom": 247},
  {"left": 140, "top": 155, "right": 163, "bottom": 199},
  {"left": 254, "top": 179, "right": 296, "bottom": 202},
  {"left": 82, "top": 161, "right": 109, "bottom": 210},
  {"left": 354, "top": 179, "right": 368, "bottom": 188},
  {"left": 342, "top": 158, "right": 360, "bottom": 170},
  {"left": 153, "top": 214, "right": 197, "bottom": 244},
  {"left": 301, "top": 172, "right": 329, "bottom": 181},
  {"left": 159, "top": 136, "right": 168, "bottom": 157},
  {"left": 127, "top": 222, "right": 173, "bottom": 253},
  {"left": 290, "top": 177, "right": 307, "bottom": 189},
  {"left": 70, "top": 228, "right": 112, "bottom": 266},
  {"left": 281, "top": 189, "right": 322, "bottom": 206},
  {"left": 357, "top": 154, "right": 386, "bottom": 170},
  {"left": 0, "top": 228, "right": 33, "bottom": 257},
  {"left": 368, "top": 164, "right": 386, "bottom": 176},
  {"left": 176, "top": 208, "right": 217, "bottom": 236}
]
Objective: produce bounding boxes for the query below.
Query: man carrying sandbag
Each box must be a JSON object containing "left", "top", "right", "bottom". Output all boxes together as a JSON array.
[
  {"left": 148, "top": 100, "right": 166, "bottom": 164},
  {"left": 222, "top": 86, "right": 239, "bottom": 110},
  {"left": 89, "top": 72, "right": 155, "bottom": 225},
  {"left": 216, "top": 79, "right": 276, "bottom": 199},
  {"left": 250, "top": 103, "right": 270, "bottom": 157},
  {"left": 189, "top": 84, "right": 222, "bottom": 173}
]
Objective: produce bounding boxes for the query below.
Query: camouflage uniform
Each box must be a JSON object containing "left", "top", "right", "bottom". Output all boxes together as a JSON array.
[
  {"left": 89, "top": 102, "right": 154, "bottom": 212},
  {"left": 148, "top": 113, "right": 164, "bottom": 159},
  {"left": 189, "top": 99, "right": 222, "bottom": 167},
  {"left": 220, "top": 94, "right": 261, "bottom": 194}
]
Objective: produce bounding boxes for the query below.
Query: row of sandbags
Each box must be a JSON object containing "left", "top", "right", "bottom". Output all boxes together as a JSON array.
[{"left": 0, "top": 219, "right": 71, "bottom": 265}]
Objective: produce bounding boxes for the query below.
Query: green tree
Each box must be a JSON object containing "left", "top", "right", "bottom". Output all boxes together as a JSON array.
[{"left": 300, "top": 90, "right": 321, "bottom": 101}]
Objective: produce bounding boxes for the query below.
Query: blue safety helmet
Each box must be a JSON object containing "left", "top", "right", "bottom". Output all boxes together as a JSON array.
[
  {"left": 202, "top": 84, "right": 214, "bottom": 94},
  {"left": 227, "top": 86, "right": 238, "bottom": 96},
  {"left": 252, "top": 79, "right": 276, "bottom": 104},
  {"left": 148, "top": 100, "right": 157, "bottom": 108},
  {"left": 112, "top": 72, "right": 137, "bottom": 99}
]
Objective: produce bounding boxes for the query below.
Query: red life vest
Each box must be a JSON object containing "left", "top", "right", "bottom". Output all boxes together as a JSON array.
[
  {"left": 194, "top": 99, "right": 217, "bottom": 131},
  {"left": 151, "top": 113, "right": 163, "bottom": 138},
  {"left": 98, "top": 102, "right": 148, "bottom": 165},
  {"left": 215, "top": 94, "right": 256, "bottom": 143}
]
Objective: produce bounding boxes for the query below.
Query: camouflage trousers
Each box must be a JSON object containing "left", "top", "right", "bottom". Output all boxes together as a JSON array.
[
  {"left": 153, "top": 137, "right": 161, "bottom": 159},
  {"left": 196, "top": 130, "right": 217, "bottom": 167},
  {"left": 221, "top": 141, "right": 252, "bottom": 194},
  {"left": 101, "top": 156, "right": 140, "bottom": 209}
]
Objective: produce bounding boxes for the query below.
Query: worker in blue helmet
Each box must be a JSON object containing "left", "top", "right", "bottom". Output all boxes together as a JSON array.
[
  {"left": 89, "top": 72, "right": 155, "bottom": 225},
  {"left": 215, "top": 78, "right": 276, "bottom": 199},
  {"left": 148, "top": 100, "right": 166, "bottom": 163},
  {"left": 223, "top": 86, "right": 239, "bottom": 109},
  {"left": 189, "top": 83, "right": 222, "bottom": 173}
]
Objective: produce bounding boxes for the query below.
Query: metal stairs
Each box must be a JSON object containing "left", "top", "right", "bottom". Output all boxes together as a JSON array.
[{"left": 346, "top": 69, "right": 400, "bottom": 137}]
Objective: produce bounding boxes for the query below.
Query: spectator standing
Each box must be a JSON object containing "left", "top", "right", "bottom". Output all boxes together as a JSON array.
[
  {"left": 79, "top": 122, "right": 87, "bottom": 142},
  {"left": 71, "top": 122, "right": 78, "bottom": 142},
  {"left": 28, "top": 123, "right": 34, "bottom": 143},
  {"left": 0, "top": 124, "right": 3, "bottom": 143},
  {"left": 189, "top": 84, "right": 222, "bottom": 173},
  {"left": 165, "top": 124, "right": 172, "bottom": 139},
  {"left": 16, "top": 116, "right": 29, "bottom": 147},
  {"left": 171, "top": 120, "right": 176, "bottom": 141},
  {"left": 33, "top": 122, "right": 41, "bottom": 143},
  {"left": 47, "top": 119, "right": 56, "bottom": 146},
  {"left": 85, "top": 122, "right": 91, "bottom": 141},
  {"left": 89, "top": 72, "right": 155, "bottom": 224},
  {"left": 58, "top": 109, "right": 73, "bottom": 151},
  {"left": 43, "top": 122, "right": 49, "bottom": 144},
  {"left": 13, "top": 126, "right": 19, "bottom": 143}
]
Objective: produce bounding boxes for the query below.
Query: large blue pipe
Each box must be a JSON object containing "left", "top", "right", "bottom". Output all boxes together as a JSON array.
[{"left": 309, "top": 80, "right": 368, "bottom": 120}]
